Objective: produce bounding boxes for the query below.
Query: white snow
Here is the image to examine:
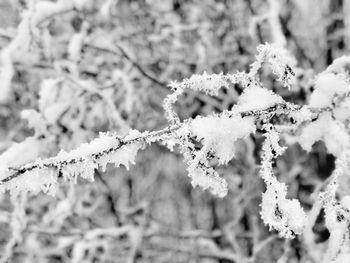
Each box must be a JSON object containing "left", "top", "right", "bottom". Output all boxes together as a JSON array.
[
  {"left": 187, "top": 167, "right": 228, "bottom": 198},
  {"left": 0, "top": 138, "right": 43, "bottom": 170},
  {"left": 288, "top": 106, "right": 312, "bottom": 124},
  {"left": 261, "top": 181, "right": 307, "bottom": 239},
  {"left": 309, "top": 73, "right": 350, "bottom": 108},
  {"left": 21, "top": 110, "right": 47, "bottom": 136},
  {"left": 190, "top": 114, "right": 256, "bottom": 164},
  {"left": 1, "top": 169, "right": 58, "bottom": 196},
  {"left": 237, "top": 86, "right": 284, "bottom": 112},
  {"left": 297, "top": 112, "right": 349, "bottom": 157},
  {"left": 58, "top": 130, "right": 143, "bottom": 172},
  {"left": 326, "top": 56, "right": 350, "bottom": 75}
]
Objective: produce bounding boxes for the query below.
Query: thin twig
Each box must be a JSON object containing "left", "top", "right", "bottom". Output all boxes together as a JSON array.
[
  {"left": 37, "top": 7, "right": 76, "bottom": 27},
  {"left": 94, "top": 170, "right": 122, "bottom": 226},
  {"left": 85, "top": 43, "right": 168, "bottom": 88}
]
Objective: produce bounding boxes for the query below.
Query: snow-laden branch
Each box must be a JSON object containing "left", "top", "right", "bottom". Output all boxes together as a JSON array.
[
  {"left": 0, "top": 125, "right": 178, "bottom": 194},
  {"left": 2, "top": 43, "right": 350, "bottom": 248},
  {"left": 0, "top": 97, "right": 323, "bottom": 196}
]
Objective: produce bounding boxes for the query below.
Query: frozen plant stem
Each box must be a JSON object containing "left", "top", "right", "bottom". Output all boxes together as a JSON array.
[
  {"left": 1, "top": 100, "right": 328, "bottom": 187},
  {"left": 2, "top": 42, "right": 350, "bottom": 258}
]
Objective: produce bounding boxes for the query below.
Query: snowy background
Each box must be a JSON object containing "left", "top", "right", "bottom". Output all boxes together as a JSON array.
[{"left": 1, "top": 0, "right": 350, "bottom": 262}]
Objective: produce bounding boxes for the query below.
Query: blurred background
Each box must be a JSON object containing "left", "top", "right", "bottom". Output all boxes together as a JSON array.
[{"left": 0, "top": 0, "right": 348, "bottom": 262}]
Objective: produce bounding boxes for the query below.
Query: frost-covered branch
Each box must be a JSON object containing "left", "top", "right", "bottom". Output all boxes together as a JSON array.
[
  {"left": 2, "top": 42, "right": 350, "bottom": 254},
  {"left": 0, "top": 94, "right": 330, "bottom": 197},
  {"left": 0, "top": 126, "right": 178, "bottom": 194}
]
